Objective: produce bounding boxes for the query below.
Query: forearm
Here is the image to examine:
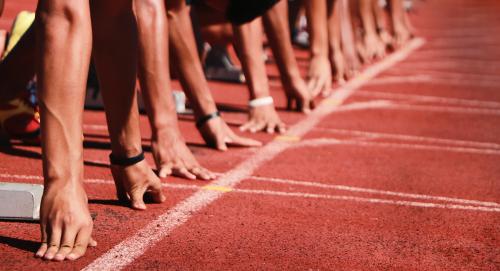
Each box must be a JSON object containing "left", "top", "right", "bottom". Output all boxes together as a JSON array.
[
  {"left": 133, "top": 0, "right": 179, "bottom": 135},
  {"left": 262, "top": 0, "right": 301, "bottom": 85},
  {"left": 91, "top": 1, "right": 142, "bottom": 158},
  {"left": 167, "top": 0, "right": 217, "bottom": 117},
  {"left": 338, "top": 0, "right": 357, "bottom": 57},
  {"left": 233, "top": 18, "right": 270, "bottom": 99},
  {"left": 304, "top": 0, "right": 329, "bottom": 58},
  {"left": 327, "top": 0, "right": 342, "bottom": 52},
  {"left": 359, "top": 0, "right": 378, "bottom": 36},
  {"left": 36, "top": 1, "right": 92, "bottom": 184}
]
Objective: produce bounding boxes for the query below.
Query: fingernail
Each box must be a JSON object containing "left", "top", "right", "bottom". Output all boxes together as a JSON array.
[
  {"left": 54, "top": 254, "right": 65, "bottom": 261},
  {"left": 66, "top": 254, "right": 77, "bottom": 261}
]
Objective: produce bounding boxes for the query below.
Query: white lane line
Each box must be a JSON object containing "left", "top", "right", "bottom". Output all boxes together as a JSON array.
[
  {"left": 366, "top": 75, "right": 500, "bottom": 88},
  {"left": 355, "top": 90, "right": 500, "bottom": 109},
  {"left": 3, "top": 173, "right": 498, "bottom": 213},
  {"left": 382, "top": 103, "right": 500, "bottom": 116},
  {"left": 80, "top": 38, "right": 426, "bottom": 271},
  {"left": 247, "top": 175, "right": 500, "bottom": 208},
  {"left": 292, "top": 138, "right": 500, "bottom": 156},
  {"left": 312, "top": 128, "right": 500, "bottom": 150},
  {"left": 236, "top": 188, "right": 500, "bottom": 213},
  {"left": 330, "top": 100, "right": 500, "bottom": 116}
]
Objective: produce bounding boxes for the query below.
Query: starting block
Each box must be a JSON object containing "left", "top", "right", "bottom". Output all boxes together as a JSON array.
[{"left": 0, "top": 182, "right": 43, "bottom": 221}]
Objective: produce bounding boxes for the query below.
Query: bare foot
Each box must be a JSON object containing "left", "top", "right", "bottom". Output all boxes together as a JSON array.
[{"left": 152, "top": 128, "right": 216, "bottom": 180}]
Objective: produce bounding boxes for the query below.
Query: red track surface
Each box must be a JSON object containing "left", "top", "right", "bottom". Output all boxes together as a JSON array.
[{"left": 1, "top": 0, "right": 499, "bottom": 270}]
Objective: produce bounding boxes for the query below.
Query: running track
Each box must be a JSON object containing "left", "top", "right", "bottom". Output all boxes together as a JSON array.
[{"left": 0, "top": 0, "right": 499, "bottom": 270}]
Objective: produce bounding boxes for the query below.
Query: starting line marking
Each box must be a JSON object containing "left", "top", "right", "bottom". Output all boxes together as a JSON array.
[{"left": 78, "top": 38, "right": 426, "bottom": 271}]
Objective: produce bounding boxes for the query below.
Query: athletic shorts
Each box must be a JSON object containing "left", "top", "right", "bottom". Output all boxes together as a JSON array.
[{"left": 187, "top": 0, "right": 279, "bottom": 25}]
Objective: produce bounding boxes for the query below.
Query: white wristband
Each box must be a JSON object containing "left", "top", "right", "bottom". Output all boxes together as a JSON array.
[{"left": 249, "top": 96, "right": 274, "bottom": 108}]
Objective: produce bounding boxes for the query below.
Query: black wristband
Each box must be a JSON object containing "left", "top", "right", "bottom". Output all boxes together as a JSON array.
[
  {"left": 109, "top": 151, "right": 145, "bottom": 167},
  {"left": 196, "top": 111, "right": 221, "bottom": 128}
]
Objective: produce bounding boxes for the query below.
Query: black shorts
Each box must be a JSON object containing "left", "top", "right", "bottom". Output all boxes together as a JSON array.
[
  {"left": 226, "top": 0, "right": 279, "bottom": 25},
  {"left": 188, "top": 0, "right": 279, "bottom": 25}
]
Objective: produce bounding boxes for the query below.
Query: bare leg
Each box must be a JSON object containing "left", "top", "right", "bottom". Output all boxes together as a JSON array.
[{"left": 90, "top": 0, "right": 165, "bottom": 210}]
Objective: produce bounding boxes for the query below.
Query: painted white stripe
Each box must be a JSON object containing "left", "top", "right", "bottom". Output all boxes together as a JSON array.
[
  {"left": 79, "top": 38, "right": 426, "bottom": 271},
  {"left": 236, "top": 188, "right": 500, "bottom": 213},
  {"left": 2, "top": 172, "right": 498, "bottom": 212},
  {"left": 355, "top": 90, "right": 500, "bottom": 109},
  {"left": 247, "top": 175, "right": 500, "bottom": 208},
  {"left": 292, "top": 138, "right": 500, "bottom": 156},
  {"left": 382, "top": 103, "right": 500, "bottom": 116},
  {"left": 312, "top": 128, "right": 500, "bottom": 150},
  {"left": 366, "top": 75, "right": 500, "bottom": 88}
]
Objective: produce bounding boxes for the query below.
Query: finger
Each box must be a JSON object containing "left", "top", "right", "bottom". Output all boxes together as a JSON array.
[
  {"left": 44, "top": 226, "right": 62, "bottom": 260},
  {"left": 307, "top": 78, "right": 321, "bottom": 97},
  {"left": 146, "top": 179, "right": 166, "bottom": 203},
  {"left": 158, "top": 164, "right": 173, "bottom": 178},
  {"left": 66, "top": 226, "right": 92, "bottom": 261},
  {"left": 89, "top": 238, "right": 98, "bottom": 247},
  {"left": 299, "top": 98, "right": 311, "bottom": 114},
  {"left": 54, "top": 227, "right": 78, "bottom": 261},
  {"left": 277, "top": 123, "right": 287, "bottom": 134},
  {"left": 239, "top": 121, "right": 255, "bottom": 132},
  {"left": 129, "top": 186, "right": 148, "bottom": 210},
  {"left": 249, "top": 121, "right": 267, "bottom": 133},
  {"left": 227, "top": 134, "right": 262, "bottom": 148},
  {"left": 36, "top": 223, "right": 48, "bottom": 258},
  {"left": 266, "top": 122, "right": 276, "bottom": 134},
  {"left": 113, "top": 177, "right": 128, "bottom": 203},
  {"left": 286, "top": 97, "right": 294, "bottom": 111},
  {"left": 173, "top": 167, "right": 197, "bottom": 180},
  {"left": 190, "top": 167, "right": 214, "bottom": 181}
]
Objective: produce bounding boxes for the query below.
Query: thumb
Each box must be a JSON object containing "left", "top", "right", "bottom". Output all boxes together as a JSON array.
[
  {"left": 215, "top": 133, "right": 228, "bottom": 151},
  {"left": 146, "top": 180, "right": 166, "bottom": 203},
  {"left": 129, "top": 187, "right": 147, "bottom": 210},
  {"left": 158, "top": 164, "right": 172, "bottom": 178}
]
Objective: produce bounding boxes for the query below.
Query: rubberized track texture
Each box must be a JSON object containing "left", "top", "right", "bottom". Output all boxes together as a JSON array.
[{"left": 0, "top": 0, "right": 499, "bottom": 270}]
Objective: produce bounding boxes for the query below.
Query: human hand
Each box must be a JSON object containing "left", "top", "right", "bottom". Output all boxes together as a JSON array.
[
  {"left": 239, "top": 104, "right": 286, "bottom": 134},
  {"left": 152, "top": 129, "right": 216, "bottom": 180},
  {"left": 198, "top": 116, "right": 262, "bottom": 151},
  {"left": 36, "top": 183, "right": 96, "bottom": 261},
  {"left": 307, "top": 55, "right": 333, "bottom": 97},
  {"left": 283, "top": 76, "right": 315, "bottom": 114},
  {"left": 111, "top": 160, "right": 166, "bottom": 210}
]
